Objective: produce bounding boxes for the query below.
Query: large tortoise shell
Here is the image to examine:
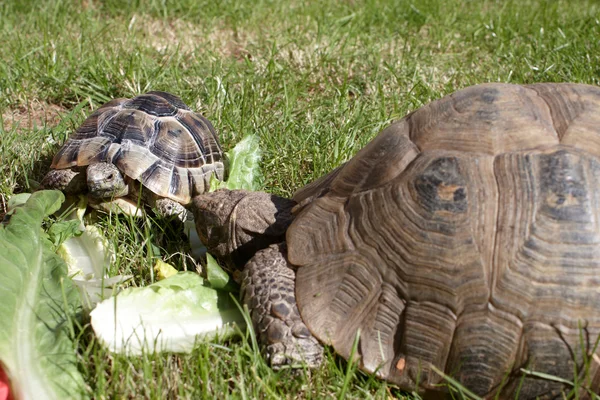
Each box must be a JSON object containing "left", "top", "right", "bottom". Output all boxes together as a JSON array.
[
  {"left": 51, "top": 91, "right": 225, "bottom": 204},
  {"left": 290, "top": 83, "right": 600, "bottom": 398}
]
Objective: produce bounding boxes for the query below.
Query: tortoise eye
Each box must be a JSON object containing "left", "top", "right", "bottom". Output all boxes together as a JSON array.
[{"left": 107, "top": 173, "right": 114, "bottom": 180}]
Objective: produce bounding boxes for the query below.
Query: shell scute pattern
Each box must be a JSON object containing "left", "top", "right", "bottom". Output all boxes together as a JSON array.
[
  {"left": 125, "top": 91, "right": 189, "bottom": 116},
  {"left": 291, "top": 83, "right": 600, "bottom": 397},
  {"left": 50, "top": 91, "right": 225, "bottom": 204}
]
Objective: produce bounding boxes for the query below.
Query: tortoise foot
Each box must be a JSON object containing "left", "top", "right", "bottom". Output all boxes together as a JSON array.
[{"left": 241, "top": 243, "right": 323, "bottom": 369}]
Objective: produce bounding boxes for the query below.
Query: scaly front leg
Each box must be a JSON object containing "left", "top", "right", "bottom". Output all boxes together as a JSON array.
[{"left": 241, "top": 243, "right": 323, "bottom": 368}]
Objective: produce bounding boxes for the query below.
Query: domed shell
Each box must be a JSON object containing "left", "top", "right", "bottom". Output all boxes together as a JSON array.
[
  {"left": 50, "top": 91, "right": 226, "bottom": 204},
  {"left": 289, "top": 83, "right": 600, "bottom": 398}
]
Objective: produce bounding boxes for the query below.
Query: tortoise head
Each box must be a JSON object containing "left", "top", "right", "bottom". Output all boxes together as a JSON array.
[
  {"left": 191, "top": 189, "right": 297, "bottom": 269},
  {"left": 154, "top": 198, "right": 189, "bottom": 222},
  {"left": 86, "top": 162, "right": 129, "bottom": 199}
]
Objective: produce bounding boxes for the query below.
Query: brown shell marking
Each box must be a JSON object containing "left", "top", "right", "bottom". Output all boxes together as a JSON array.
[
  {"left": 51, "top": 91, "right": 225, "bottom": 203},
  {"left": 290, "top": 83, "right": 600, "bottom": 398}
]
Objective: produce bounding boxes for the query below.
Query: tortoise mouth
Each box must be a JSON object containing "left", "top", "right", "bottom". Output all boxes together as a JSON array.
[{"left": 87, "top": 180, "right": 129, "bottom": 199}]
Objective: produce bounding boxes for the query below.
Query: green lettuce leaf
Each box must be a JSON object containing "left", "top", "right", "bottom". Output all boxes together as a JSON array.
[
  {"left": 0, "top": 190, "right": 85, "bottom": 400},
  {"left": 210, "top": 134, "right": 263, "bottom": 192},
  {"left": 90, "top": 272, "right": 245, "bottom": 355},
  {"left": 6, "top": 193, "right": 31, "bottom": 211},
  {"left": 48, "top": 219, "right": 82, "bottom": 247},
  {"left": 205, "top": 253, "right": 231, "bottom": 290},
  {"left": 58, "top": 224, "right": 129, "bottom": 309}
]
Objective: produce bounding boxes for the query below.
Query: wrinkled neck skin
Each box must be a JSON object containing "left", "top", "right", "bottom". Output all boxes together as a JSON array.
[{"left": 191, "top": 189, "right": 297, "bottom": 269}]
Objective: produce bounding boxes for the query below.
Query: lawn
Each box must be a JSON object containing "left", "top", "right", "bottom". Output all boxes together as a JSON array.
[{"left": 1, "top": 0, "right": 599, "bottom": 398}]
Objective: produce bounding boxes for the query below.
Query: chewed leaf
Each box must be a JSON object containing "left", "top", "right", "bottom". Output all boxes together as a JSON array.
[
  {"left": 59, "top": 225, "right": 115, "bottom": 280},
  {"left": 58, "top": 221, "right": 125, "bottom": 309},
  {"left": 0, "top": 190, "right": 85, "bottom": 400},
  {"left": 54, "top": 196, "right": 129, "bottom": 309},
  {"left": 91, "top": 272, "right": 245, "bottom": 355}
]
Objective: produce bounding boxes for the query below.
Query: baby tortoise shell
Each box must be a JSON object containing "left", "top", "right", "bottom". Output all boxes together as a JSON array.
[{"left": 49, "top": 91, "right": 225, "bottom": 207}]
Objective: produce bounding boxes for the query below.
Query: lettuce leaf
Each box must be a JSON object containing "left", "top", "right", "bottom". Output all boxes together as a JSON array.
[
  {"left": 90, "top": 135, "right": 262, "bottom": 355},
  {"left": 90, "top": 272, "right": 244, "bottom": 355},
  {"left": 47, "top": 219, "right": 82, "bottom": 248},
  {"left": 205, "top": 253, "right": 237, "bottom": 291},
  {"left": 58, "top": 223, "right": 129, "bottom": 309},
  {"left": 0, "top": 190, "right": 85, "bottom": 400},
  {"left": 211, "top": 134, "right": 263, "bottom": 192}
]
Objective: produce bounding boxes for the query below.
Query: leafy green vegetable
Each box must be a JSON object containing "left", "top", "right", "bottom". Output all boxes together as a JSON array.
[
  {"left": 6, "top": 193, "right": 31, "bottom": 211},
  {"left": 205, "top": 253, "right": 231, "bottom": 290},
  {"left": 89, "top": 135, "right": 262, "bottom": 355},
  {"left": 210, "top": 134, "right": 263, "bottom": 192},
  {"left": 0, "top": 190, "right": 85, "bottom": 400},
  {"left": 90, "top": 272, "right": 245, "bottom": 355},
  {"left": 48, "top": 219, "right": 82, "bottom": 247},
  {"left": 58, "top": 224, "right": 128, "bottom": 309},
  {"left": 48, "top": 195, "right": 128, "bottom": 309}
]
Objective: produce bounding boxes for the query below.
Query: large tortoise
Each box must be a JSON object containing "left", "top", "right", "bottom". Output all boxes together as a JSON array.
[
  {"left": 191, "top": 83, "right": 600, "bottom": 398},
  {"left": 41, "top": 91, "right": 226, "bottom": 218}
]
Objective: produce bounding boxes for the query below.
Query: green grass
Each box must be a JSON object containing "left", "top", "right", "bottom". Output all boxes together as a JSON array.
[{"left": 1, "top": 0, "right": 600, "bottom": 398}]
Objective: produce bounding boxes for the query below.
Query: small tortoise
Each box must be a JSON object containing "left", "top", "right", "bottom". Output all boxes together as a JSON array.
[
  {"left": 41, "top": 91, "right": 226, "bottom": 218},
  {"left": 191, "top": 83, "right": 600, "bottom": 398}
]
